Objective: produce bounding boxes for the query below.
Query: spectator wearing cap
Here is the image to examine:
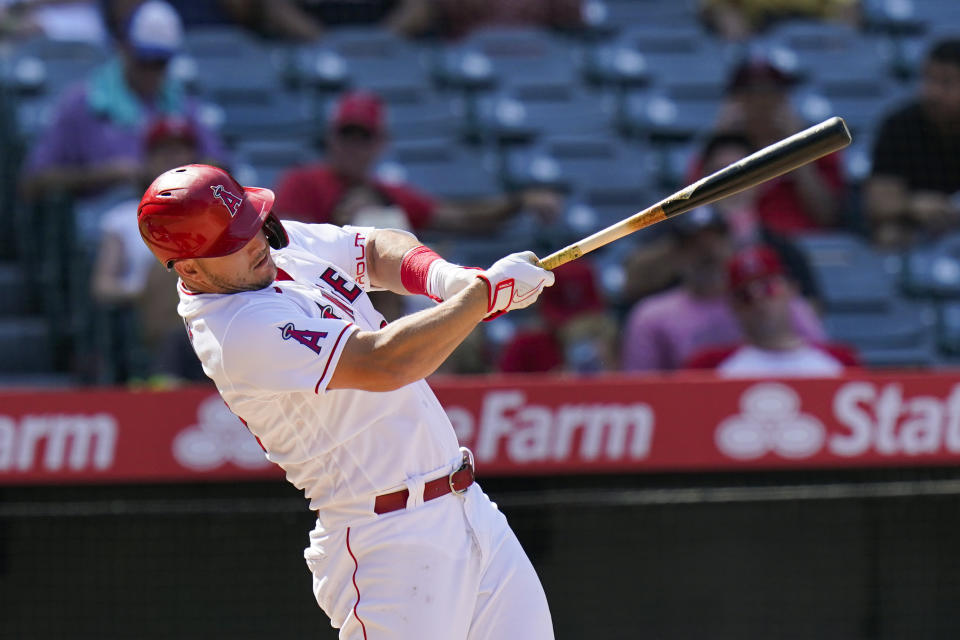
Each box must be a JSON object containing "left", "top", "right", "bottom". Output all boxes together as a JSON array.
[
  {"left": 22, "top": 0, "right": 226, "bottom": 209},
  {"left": 497, "top": 259, "right": 617, "bottom": 374},
  {"left": 274, "top": 90, "right": 562, "bottom": 233},
  {"left": 699, "top": 0, "right": 859, "bottom": 42},
  {"left": 621, "top": 207, "right": 825, "bottom": 372},
  {"left": 864, "top": 37, "right": 960, "bottom": 250},
  {"left": 704, "top": 53, "right": 845, "bottom": 236},
  {"left": 88, "top": 115, "right": 205, "bottom": 384},
  {"left": 685, "top": 246, "right": 858, "bottom": 377},
  {"left": 624, "top": 132, "right": 818, "bottom": 304},
  {"left": 389, "top": 0, "right": 584, "bottom": 40}
]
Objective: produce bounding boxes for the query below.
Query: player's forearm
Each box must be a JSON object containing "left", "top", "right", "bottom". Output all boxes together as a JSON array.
[{"left": 329, "top": 280, "right": 488, "bottom": 391}]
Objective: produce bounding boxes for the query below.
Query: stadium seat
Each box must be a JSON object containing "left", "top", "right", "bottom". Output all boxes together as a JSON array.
[
  {"left": 581, "top": 43, "right": 652, "bottom": 90},
  {"left": 377, "top": 145, "right": 501, "bottom": 201},
  {"left": 312, "top": 28, "right": 433, "bottom": 103},
  {"left": 823, "top": 299, "right": 938, "bottom": 367},
  {"left": 456, "top": 26, "right": 580, "bottom": 99},
  {"left": 208, "top": 89, "right": 320, "bottom": 146},
  {"left": 471, "top": 89, "right": 617, "bottom": 144},
  {"left": 901, "top": 234, "right": 960, "bottom": 300},
  {"left": 183, "top": 25, "right": 267, "bottom": 60},
  {"left": 909, "top": 0, "right": 960, "bottom": 29},
  {"left": 503, "top": 134, "right": 653, "bottom": 196},
  {"left": 379, "top": 91, "right": 463, "bottom": 142},
  {"left": 766, "top": 19, "right": 863, "bottom": 53},
  {"left": 936, "top": 301, "right": 960, "bottom": 354},
  {"left": 860, "top": 0, "right": 925, "bottom": 35},
  {"left": 592, "top": 0, "right": 700, "bottom": 32},
  {"left": 792, "top": 232, "right": 898, "bottom": 312},
  {"left": 232, "top": 138, "right": 317, "bottom": 191},
  {"left": 2, "top": 36, "right": 109, "bottom": 96},
  {"left": 619, "top": 89, "right": 719, "bottom": 142}
]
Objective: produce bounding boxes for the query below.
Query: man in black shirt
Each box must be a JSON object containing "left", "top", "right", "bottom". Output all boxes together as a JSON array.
[{"left": 866, "top": 38, "right": 960, "bottom": 249}]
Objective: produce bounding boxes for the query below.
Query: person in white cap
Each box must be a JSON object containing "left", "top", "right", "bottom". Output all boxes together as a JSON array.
[{"left": 22, "top": 0, "right": 226, "bottom": 221}]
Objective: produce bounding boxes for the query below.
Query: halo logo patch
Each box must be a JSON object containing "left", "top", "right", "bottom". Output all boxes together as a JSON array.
[
  {"left": 280, "top": 322, "right": 328, "bottom": 355},
  {"left": 211, "top": 184, "right": 243, "bottom": 217}
]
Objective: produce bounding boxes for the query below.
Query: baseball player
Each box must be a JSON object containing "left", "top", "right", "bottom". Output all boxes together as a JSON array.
[{"left": 137, "top": 164, "right": 556, "bottom": 639}]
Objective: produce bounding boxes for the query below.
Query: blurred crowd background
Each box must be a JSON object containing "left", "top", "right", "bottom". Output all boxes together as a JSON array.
[{"left": 0, "top": 0, "right": 958, "bottom": 388}]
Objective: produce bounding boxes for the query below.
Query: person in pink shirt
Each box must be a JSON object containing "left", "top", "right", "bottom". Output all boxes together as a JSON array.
[
  {"left": 620, "top": 207, "right": 825, "bottom": 372},
  {"left": 685, "top": 246, "right": 858, "bottom": 377}
]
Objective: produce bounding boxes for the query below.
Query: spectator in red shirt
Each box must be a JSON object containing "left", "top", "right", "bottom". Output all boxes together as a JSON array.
[
  {"left": 274, "top": 90, "right": 560, "bottom": 234},
  {"left": 707, "top": 53, "right": 846, "bottom": 235},
  {"left": 497, "top": 259, "right": 618, "bottom": 374},
  {"left": 389, "top": 0, "right": 583, "bottom": 40},
  {"left": 685, "top": 246, "right": 858, "bottom": 377}
]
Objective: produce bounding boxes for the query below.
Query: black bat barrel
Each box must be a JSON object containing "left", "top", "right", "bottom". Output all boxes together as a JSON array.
[{"left": 660, "top": 116, "right": 852, "bottom": 219}]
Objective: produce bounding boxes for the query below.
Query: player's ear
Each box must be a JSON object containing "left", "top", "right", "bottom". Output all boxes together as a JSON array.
[{"left": 172, "top": 259, "right": 199, "bottom": 279}]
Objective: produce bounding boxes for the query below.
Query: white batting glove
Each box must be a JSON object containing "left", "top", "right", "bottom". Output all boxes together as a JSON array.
[
  {"left": 426, "top": 259, "right": 480, "bottom": 302},
  {"left": 477, "top": 251, "right": 555, "bottom": 320}
]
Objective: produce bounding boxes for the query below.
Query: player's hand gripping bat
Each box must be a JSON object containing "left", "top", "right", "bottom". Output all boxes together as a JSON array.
[{"left": 537, "top": 116, "right": 852, "bottom": 271}]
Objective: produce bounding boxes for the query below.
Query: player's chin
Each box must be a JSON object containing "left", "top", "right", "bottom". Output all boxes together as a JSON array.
[{"left": 248, "top": 263, "right": 278, "bottom": 291}]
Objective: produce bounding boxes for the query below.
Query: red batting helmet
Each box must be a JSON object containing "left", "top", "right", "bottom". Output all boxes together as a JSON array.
[{"left": 138, "top": 164, "right": 289, "bottom": 268}]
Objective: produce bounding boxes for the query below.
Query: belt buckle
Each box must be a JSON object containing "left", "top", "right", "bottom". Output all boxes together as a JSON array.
[{"left": 448, "top": 447, "right": 475, "bottom": 495}]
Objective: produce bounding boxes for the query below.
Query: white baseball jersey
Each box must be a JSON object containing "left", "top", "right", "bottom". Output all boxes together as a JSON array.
[{"left": 177, "top": 221, "right": 462, "bottom": 530}]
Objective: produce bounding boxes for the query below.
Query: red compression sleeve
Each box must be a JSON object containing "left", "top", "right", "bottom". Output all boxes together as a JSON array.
[{"left": 400, "top": 245, "right": 443, "bottom": 296}]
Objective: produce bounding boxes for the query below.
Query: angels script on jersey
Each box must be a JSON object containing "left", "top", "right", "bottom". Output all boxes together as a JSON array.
[
  {"left": 446, "top": 390, "right": 654, "bottom": 464},
  {"left": 0, "top": 413, "right": 116, "bottom": 471}
]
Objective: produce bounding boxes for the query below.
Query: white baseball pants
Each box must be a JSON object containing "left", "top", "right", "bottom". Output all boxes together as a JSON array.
[{"left": 304, "top": 483, "right": 554, "bottom": 640}]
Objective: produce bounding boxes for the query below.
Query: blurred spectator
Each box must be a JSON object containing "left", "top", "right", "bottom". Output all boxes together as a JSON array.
[
  {"left": 274, "top": 90, "right": 562, "bottom": 233},
  {"left": 498, "top": 260, "right": 618, "bottom": 374},
  {"left": 699, "top": 0, "right": 859, "bottom": 41},
  {"left": 21, "top": 0, "right": 227, "bottom": 240},
  {"left": 89, "top": 115, "right": 204, "bottom": 384},
  {"left": 0, "top": 0, "right": 107, "bottom": 43},
  {"left": 710, "top": 53, "right": 845, "bottom": 235},
  {"left": 621, "top": 207, "right": 825, "bottom": 373},
  {"left": 685, "top": 246, "right": 858, "bottom": 376},
  {"left": 864, "top": 37, "right": 960, "bottom": 250},
  {"left": 103, "top": 0, "right": 331, "bottom": 42},
  {"left": 624, "top": 132, "right": 817, "bottom": 304},
  {"left": 388, "top": 0, "right": 583, "bottom": 40}
]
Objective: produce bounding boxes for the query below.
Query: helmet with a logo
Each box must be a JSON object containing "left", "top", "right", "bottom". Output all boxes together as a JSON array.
[{"left": 138, "top": 164, "right": 289, "bottom": 268}]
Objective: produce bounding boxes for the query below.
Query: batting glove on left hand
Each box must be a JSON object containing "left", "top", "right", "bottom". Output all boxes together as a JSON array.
[{"left": 477, "top": 251, "right": 555, "bottom": 320}]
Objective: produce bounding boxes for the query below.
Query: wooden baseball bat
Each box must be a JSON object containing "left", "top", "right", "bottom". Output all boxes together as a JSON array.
[{"left": 537, "top": 116, "right": 852, "bottom": 271}]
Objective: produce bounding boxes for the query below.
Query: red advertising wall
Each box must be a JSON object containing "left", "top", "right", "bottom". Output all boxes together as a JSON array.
[{"left": 2, "top": 371, "right": 960, "bottom": 484}]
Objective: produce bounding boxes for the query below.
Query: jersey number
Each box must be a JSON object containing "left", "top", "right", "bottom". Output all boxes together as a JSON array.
[{"left": 320, "top": 267, "right": 362, "bottom": 303}]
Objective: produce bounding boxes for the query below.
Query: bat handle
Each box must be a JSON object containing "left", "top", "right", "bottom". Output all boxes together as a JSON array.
[{"left": 537, "top": 246, "right": 581, "bottom": 271}]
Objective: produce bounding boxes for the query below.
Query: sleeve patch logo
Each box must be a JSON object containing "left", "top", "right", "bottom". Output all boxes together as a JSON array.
[
  {"left": 211, "top": 184, "right": 243, "bottom": 217},
  {"left": 279, "top": 322, "right": 328, "bottom": 354}
]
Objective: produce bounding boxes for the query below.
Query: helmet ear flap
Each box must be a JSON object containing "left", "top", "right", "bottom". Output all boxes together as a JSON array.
[{"left": 262, "top": 213, "right": 289, "bottom": 250}]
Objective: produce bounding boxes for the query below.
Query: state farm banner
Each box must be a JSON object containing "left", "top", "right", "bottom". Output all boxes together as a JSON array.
[{"left": 3, "top": 371, "right": 960, "bottom": 484}]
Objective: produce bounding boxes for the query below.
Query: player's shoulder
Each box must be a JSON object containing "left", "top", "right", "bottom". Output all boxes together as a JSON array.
[
  {"left": 280, "top": 220, "right": 376, "bottom": 255},
  {"left": 280, "top": 220, "right": 348, "bottom": 246}
]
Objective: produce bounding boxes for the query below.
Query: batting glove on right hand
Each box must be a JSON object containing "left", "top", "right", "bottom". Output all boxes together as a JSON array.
[{"left": 477, "top": 251, "right": 555, "bottom": 320}]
